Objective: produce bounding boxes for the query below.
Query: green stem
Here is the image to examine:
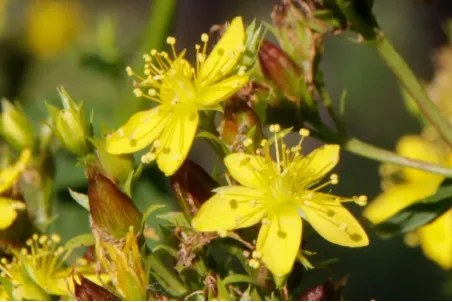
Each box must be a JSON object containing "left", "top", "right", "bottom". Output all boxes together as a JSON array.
[
  {"left": 375, "top": 37, "right": 452, "bottom": 148},
  {"left": 344, "top": 138, "right": 452, "bottom": 177},
  {"left": 115, "top": 0, "right": 177, "bottom": 123},
  {"left": 147, "top": 253, "right": 188, "bottom": 297}
]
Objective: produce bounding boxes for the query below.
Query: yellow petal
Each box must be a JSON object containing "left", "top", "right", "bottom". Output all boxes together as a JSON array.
[
  {"left": 198, "top": 17, "right": 245, "bottom": 86},
  {"left": 418, "top": 209, "right": 452, "bottom": 269},
  {"left": 192, "top": 186, "right": 266, "bottom": 232},
  {"left": 156, "top": 108, "right": 199, "bottom": 176},
  {"left": 224, "top": 153, "right": 269, "bottom": 189},
  {"left": 0, "top": 198, "right": 19, "bottom": 229},
  {"left": 364, "top": 183, "right": 438, "bottom": 224},
  {"left": 106, "top": 105, "right": 170, "bottom": 154},
  {"left": 396, "top": 135, "right": 444, "bottom": 182},
  {"left": 196, "top": 75, "right": 248, "bottom": 107},
  {"left": 0, "top": 148, "right": 32, "bottom": 194},
  {"left": 256, "top": 205, "right": 302, "bottom": 276},
  {"left": 290, "top": 144, "right": 339, "bottom": 187},
  {"left": 302, "top": 196, "right": 369, "bottom": 247}
]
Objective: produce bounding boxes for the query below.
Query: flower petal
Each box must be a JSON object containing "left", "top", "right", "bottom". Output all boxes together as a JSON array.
[
  {"left": 106, "top": 105, "right": 170, "bottom": 154},
  {"left": 224, "top": 153, "right": 269, "bottom": 188},
  {"left": 196, "top": 75, "right": 248, "bottom": 107},
  {"left": 156, "top": 108, "right": 199, "bottom": 176},
  {"left": 256, "top": 205, "right": 302, "bottom": 276},
  {"left": 0, "top": 148, "right": 31, "bottom": 194},
  {"left": 0, "top": 198, "right": 19, "bottom": 230},
  {"left": 290, "top": 144, "right": 339, "bottom": 187},
  {"left": 363, "top": 183, "right": 438, "bottom": 224},
  {"left": 396, "top": 135, "right": 444, "bottom": 182},
  {"left": 198, "top": 17, "right": 245, "bottom": 86},
  {"left": 302, "top": 197, "right": 369, "bottom": 247},
  {"left": 418, "top": 209, "right": 452, "bottom": 269},
  {"left": 192, "top": 186, "right": 266, "bottom": 232}
]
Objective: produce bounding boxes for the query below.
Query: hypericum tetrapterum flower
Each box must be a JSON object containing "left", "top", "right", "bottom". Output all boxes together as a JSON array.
[
  {"left": 192, "top": 125, "right": 369, "bottom": 277},
  {"left": 106, "top": 17, "right": 249, "bottom": 176},
  {"left": 0, "top": 148, "right": 31, "bottom": 230}
]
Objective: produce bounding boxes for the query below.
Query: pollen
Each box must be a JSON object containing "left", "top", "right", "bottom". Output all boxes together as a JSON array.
[{"left": 248, "top": 258, "right": 260, "bottom": 269}]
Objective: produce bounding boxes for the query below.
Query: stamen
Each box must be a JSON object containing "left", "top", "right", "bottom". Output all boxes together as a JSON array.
[
  {"left": 330, "top": 174, "right": 339, "bottom": 185},
  {"left": 355, "top": 195, "right": 368, "bottom": 206},
  {"left": 248, "top": 259, "right": 260, "bottom": 269},
  {"left": 125, "top": 66, "right": 134, "bottom": 76}
]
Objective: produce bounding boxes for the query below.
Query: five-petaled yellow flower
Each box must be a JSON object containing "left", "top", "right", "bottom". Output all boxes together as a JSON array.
[
  {"left": 192, "top": 126, "right": 369, "bottom": 277},
  {"left": 106, "top": 17, "right": 249, "bottom": 176},
  {"left": 0, "top": 148, "right": 31, "bottom": 230},
  {"left": 364, "top": 135, "right": 452, "bottom": 269}
]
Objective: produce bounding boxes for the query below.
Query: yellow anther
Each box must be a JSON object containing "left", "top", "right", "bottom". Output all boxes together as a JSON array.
[
  {"left": 142, "top": 54, "right": 151, "bottom": 62},
  {"left": 39, "top": 235, "right": 48, "bottom": 245},
  {"left": 269, "top": 124, "right": 281, "bottom": 133},
  {"left": 242, "top": 250, "right": 250, "bottom": 258},
  {"left": 218, "top": 230, "right": 228, "bottom": 238},
  {"left": 356, "top": 195, "right": 368, "bottom": 206},
  {"left": 141, "top": 153, "right": 156, "bottom": 164},
  {"left": 150, "top": 49, "right": 157, "bottom": 55},
  {"left": 32, "top": 234, "right": 38, "bottom": 241},
  {"left": 260, "top": 139, "right": 268, "bottom": 147},
  {"left": 201, "top": 33, "right": 209, "bottom": 42},
  {"left": 125, "top": 66, "right": 134, "bottom": 76},
  {"left": 1, "top": 258, "right": 8, "bottom": 264},
  {"left": 248, "top": 259, "right": 260, "bottom": 269},
  {"left": 148, "top": 89, "right": 157, "bottom": 96},
  {"left": 133, "top": 88, "right": 143, "bottom": 97},
  {"left": 195, "top": 44, "right": 201, "bottom": 50},
  {"left": 330, "top": 174, "right": 339, "bottom": 185},
  {"left": 51, "top": 234, "right": 61, "bottom": 243},
  {"left": 299, "top": 128, "right": 310, "bottom": 137},
  {"left": 252, "top": 250, "right": 262, "bottom": 259},
  {"left": 20, "top": 248, "right": 28, "bottom": 255},
  {"left": 166, "top": 36, "right": 176, "bottom": 45},
  {"left": 243, "top": 138, "right": 253, "bottom": 147}
]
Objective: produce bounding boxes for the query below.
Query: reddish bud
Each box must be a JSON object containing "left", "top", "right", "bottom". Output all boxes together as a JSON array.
[
  {"left": 170, "top": 160, "right": 218, "bottom": 219},
  {"left": 298, "top": 277, "right": 347, "bottom": 301},
  {"left": 258, "top": 40, "right": 302, "bottom": 102},
  {"left": 87, "top": 168, "right": 142, "bottom": 240},
  {"left": 218, "top": 99, "right": 263, "bottom": 151},
  {"left": 74, "top": 275, "right": 120, "bottom": 301}
]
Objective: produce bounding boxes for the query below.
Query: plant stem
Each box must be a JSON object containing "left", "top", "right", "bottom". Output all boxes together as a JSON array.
[
  {"left": 375, "top": 37, "right": 452, "bottom": 148},
  {"left": 147, "top": 253, "right": 188, "bottom": 297},
  {"left": 344, "top": 138, "right": 452, "bottom": 177},
  {"left": 115, "top": 0, "right": 177, "bottom": 124}
]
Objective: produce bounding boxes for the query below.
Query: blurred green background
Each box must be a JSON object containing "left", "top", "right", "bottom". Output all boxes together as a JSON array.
[{"left": 1, "top": 0, "right": 451, "bottom": 300}]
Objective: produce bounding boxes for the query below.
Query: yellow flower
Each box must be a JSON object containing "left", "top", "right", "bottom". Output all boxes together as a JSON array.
[
  {"left": 95, "top": 227, "right": 148, "bottom": 300},
  {"left": 364, "top": 135, "right": 452, "bottom": 269},
  {"left": 26, "top": 0, "right": 81, "bottom": 59},
  {"left": 106, "top": 17, "right": 249, "bottom": 176},
  {"left": 0, "top": 148, "right": 31, "bottom": 230},
  {"left": 192, "top": 125, "right": 369, "bottom": 277},
  {"left": 0, "top": 233, "right": 106, "bottom": 300}
]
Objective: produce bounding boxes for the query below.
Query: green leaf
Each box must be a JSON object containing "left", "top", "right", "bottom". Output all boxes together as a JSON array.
[
  {"left": 197, "top": 131, "right": 229, "bottom": 155},
  {"left": 141, "top": 204, "right": 166, "bottom": 229},
  {"left": 64, "top": 233, "right": 95, "bottom": 250},
  {"left": 0, "top": 277, "right": 14, "bottom": 299},
  {"left": 374, "top": 180, "right": 452, "bottom": 236},
  {"left": 157, "top": 211, "right": 191, "bottom": 228},
  {"left": 152, "top": 244, "right": 178, "bottom": 257},
  {"left": 68, "top": 188, "right": 90, "bottom": 211},
  {"left": 222, "top": 274, "right": 256, "bottom": 286}
]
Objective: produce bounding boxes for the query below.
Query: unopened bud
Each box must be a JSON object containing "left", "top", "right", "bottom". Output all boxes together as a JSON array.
[
  {"left": 87, "top": 168, "right": 142, "bottom": 240},
  {"left": 170, "top": 159, "right": 218, "bottom": 220},
  {"left": 89, "top": 138, "right": 134, "bottom": 184},
  {"left": 74, "top": 275, "right": 120, "bottom": 301},
  {"left": 258, "top": 40, "right": 302, "bottom": 102},
  {"left": 46, "top": 87, "right": 92, "bottom": 156},
  {"left": 0, "top": 99, "right": 35, "bottom": 151},
  {"left": 237, "top": 20, "right": 265, "bottom": 70},
  {"left": 218, "top": 99, "right": 263, "bottom": 151}
]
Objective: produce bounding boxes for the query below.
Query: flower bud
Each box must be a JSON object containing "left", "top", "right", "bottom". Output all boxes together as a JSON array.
[
  {"left": 0, "top": 99, "right": 35, "bottom": 151},
  {"left": 170, "top": 159, "right": 218, "bottom": 220},
  {"left": 89, "top": 138, "right": 134, "bottom": 184},
  {"left": 218, "top": 99, "right": 263, "bottom": 151},
  {"left": 258, "top": 40, "right": 302, "bottom": 102},
  {"left": 46, "top": 87, "right": 92, "bottom": 156},
  {"left": 297, "top": 278, "right": 346, "bottom": 301},
  {"left": 74, "top": 275, "right": 120, "bottom": 301},
  {"left": 87, "top": 168, "right": 142, "bottom": 240}
]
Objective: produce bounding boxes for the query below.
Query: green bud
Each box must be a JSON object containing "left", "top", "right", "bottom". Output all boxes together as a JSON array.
[
  {"left": 87, "top": 167, "right": 142, "bottom": 241},
  {"left": 0, "top": 99, "right": 35, "bottom": 151},
  {"left": 258, "top": 40, "right": 302, "bottom": 102},
  {"left": 74, "top": 275, "right": 120, "bottom": 301},
  {"left": 89, "top": 138, "right": 134, "bottom": 184},
  {"left": 218, "top": 99, "right": 263, "bottom": 151},
  {"left": 46, "top": 87, "right": 92, "bottom": 156},
  {"left": 169, "top": 159, "right": 218, "bottom": 220}
]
